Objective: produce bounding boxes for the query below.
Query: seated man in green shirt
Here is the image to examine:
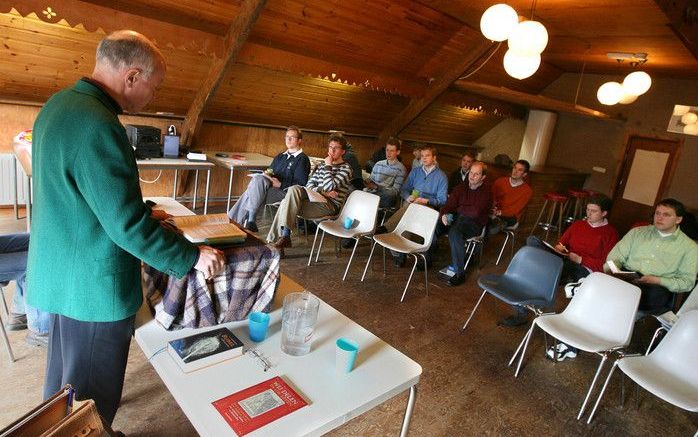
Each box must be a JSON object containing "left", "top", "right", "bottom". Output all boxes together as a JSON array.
[{"left": 606, "top": 198, "right": 697, "bottom": 313}]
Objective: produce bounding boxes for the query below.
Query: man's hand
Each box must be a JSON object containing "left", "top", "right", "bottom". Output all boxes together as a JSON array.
[
  {"left": 150, "top": 209, "right": 172, "bottom": 221},
  {"left": 270, "top": 177, "right": 281, "bottom": 188},
  {"left": 406, "top": 195, "right": 415, "bottom": 203},
  {"left": 195, "top": 246, "right": 226, "bottom": 280},
  {"left": 638, "top": 275, "right": 662, "bottom": 285},
  {"left": 325, "top": 190, "right": 338, "bottom": 199},
  {"left": 324, "top": 155, "right": 333, "bottom": 166},
  {"left": 568, "top": 252, "right": 582, "bottom": 264},
  {"left": 441, "top": 215, "right": 449, "bottom": 226},
  {"left": 414, "top": 197, "right": 428, "bottom": 205},
  {"left": 365, "top": 180, "right": 377, "bottom": 190}
]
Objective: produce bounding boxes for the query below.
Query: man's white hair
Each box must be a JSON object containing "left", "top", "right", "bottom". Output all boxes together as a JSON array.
[{"left": 96, "top": 30, "right": 163, "bottom": 78}]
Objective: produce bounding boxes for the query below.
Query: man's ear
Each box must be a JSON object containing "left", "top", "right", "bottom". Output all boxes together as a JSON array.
[
  {"left": 676, "top": 216, "right": 683, "bottom": 225},
  {"left": 125, "top": 68, "right": 141, "bottom": 87}
]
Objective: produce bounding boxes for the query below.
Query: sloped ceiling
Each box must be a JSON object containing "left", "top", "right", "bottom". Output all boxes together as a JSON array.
[{"left": 1, "top": 0, "right": 698, "bottom": 145}]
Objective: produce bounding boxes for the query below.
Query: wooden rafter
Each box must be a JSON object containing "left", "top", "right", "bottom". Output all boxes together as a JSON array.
[
  {"left": 453, "top": 81, "right": 621, "bottom": 120},
  {"left": 180, "top": 0, "right": 268, "bottom": 145},
  {"left": 377, "top": 39, "right": 495, "bottom": 143}
]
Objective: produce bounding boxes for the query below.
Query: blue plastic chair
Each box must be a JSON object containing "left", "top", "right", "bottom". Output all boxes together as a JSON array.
[{"left": 461, "top": 246, "right": 563, "bottom": 331}]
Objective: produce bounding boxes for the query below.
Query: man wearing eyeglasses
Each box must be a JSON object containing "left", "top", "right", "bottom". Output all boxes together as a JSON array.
[
  {"left": 227, "top": 126, "right": 311, "bottom": 232},
  {"left": 266, "top": 135, "right": 353, "bottom": 256}
]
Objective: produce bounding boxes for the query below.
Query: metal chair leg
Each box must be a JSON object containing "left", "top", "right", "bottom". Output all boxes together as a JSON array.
[
  {"left": 0, "top": 286, "right": 9, "bottom": 317},
  {"left": 419, "top": 253, "right": 428, "bottom": 296},
  {"left": 509, "top": 322, "right": 534, "bottom": 367},
  {"left": 514, "top": 321, "right": 537, "bottom": 377},
  {"left": 461, "top": 290, "right": 487, "bottom": 332},
  {"left": 577, "top": 353, "right": 609, "bottom": 420},
  {"left": 315, "top": 230, "right": 326, "bottom": 263},
  {"left": 307, "top": 227, "right": 322, "bottom": 266},
  {"left": 400, "top": 255, "right": 419, "bottom": 303},
  {"left": 342, "top": 238, "right": 360, "bottom": 281},
  {"left": 587, "top": 360, "right": 620, "bottom": 424},
  {"left": 645, "top": 327, "right": 665, "bottom": 355},
  {"left": 0, "top": 313, "right": 16, "bottom": 363},
  {"left": 361, "top": 240, "right": 378, "bottom": 282},
  {"left": 496, "top": 232, "right": 510, "bottom": 265}
]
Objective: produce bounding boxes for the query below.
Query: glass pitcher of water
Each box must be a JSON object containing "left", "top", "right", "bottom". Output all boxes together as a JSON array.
[{"left": 280, "top": 291, "right": 320, "bottom": 356}]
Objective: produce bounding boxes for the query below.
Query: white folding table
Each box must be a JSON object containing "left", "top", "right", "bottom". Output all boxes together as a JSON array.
[
  {"left": 207, "top": 152, "right": 273, "bottom": 211},
  {"left": 137, "top": 158, "right": 214, "bottom": 214}
]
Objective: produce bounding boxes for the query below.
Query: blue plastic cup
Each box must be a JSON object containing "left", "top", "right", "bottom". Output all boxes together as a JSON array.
[
  {"left": 248, "top": 312, "right": 270, "bottom": 342},
  {"left": 343, "top": 217, "right": 353, "bottom": 229},
  {"left": 335, "top": 337, "right": 359, "bottom": 374}
]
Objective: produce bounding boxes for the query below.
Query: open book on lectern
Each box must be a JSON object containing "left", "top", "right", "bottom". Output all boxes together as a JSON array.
[{"left": 165, "top": 213, "right": 247, "bottom": 245}]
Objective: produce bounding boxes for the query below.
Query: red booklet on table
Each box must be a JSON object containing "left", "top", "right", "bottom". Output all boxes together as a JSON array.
[{"left": 212, "top": 376, "right": 308, "bottom": 435}]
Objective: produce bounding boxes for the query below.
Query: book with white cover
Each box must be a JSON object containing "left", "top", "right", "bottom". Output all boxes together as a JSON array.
[{"left": 606, "top": 260, "right": 641, "bottom": 280}]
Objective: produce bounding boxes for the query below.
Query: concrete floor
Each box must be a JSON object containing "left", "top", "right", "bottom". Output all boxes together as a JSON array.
[{"left": 0, "top": 206, "right": 696, "bottom": 436}]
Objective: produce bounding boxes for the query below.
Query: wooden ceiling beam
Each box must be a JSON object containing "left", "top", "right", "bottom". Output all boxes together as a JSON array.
[
  {"left": 180, "top": 0, "right": 268, "bottom": 145},
  {"left": 453, "top": 81, "right": 621, "bottom": 120},
  {"left": 377, "top": 39, "right": 495, "bottom": 143},
  {"left": 653, "top": 0, "right": 698, "bottom": 60}
]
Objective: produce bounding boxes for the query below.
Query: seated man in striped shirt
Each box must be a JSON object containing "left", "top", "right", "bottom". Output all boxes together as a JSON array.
[
  {"left": 266, "top": 135, "right": 353, "bottom": 255},
  {"left": 363, "top": 137, "right": 407, "bottom": 208}
]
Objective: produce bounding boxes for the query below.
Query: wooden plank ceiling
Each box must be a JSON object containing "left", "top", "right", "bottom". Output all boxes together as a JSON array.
[{"left": 1, "top": 0, "right": 697, "bottom": 146}]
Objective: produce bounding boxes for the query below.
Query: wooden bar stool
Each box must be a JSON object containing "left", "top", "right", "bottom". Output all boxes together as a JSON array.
[
  {"left": 529, "top": 192, "right": 568, "bottom": 242},
  {"left": 564, "top": 189, "right": 589, "bottom": 225}
]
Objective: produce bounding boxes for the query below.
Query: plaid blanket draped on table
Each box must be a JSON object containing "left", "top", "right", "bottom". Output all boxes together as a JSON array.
[{"left": 143, "top": 238, "right": 280, "bottom": 330}]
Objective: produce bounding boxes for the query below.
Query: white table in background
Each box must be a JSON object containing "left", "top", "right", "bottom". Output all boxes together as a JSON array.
[
  {"left": 207, "top": 152, "right": 273, "bottom": 211},
  {"left": 144, "top": 196, "right": 196, "bottom": 217},
  {"left": 137, "top": 158, "right": 214, "bottom": 214}
]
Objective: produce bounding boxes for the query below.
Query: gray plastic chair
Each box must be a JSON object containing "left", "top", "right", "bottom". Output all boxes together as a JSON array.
[{"left": 461, "top": 246, "right": 563, "bottom": 332}]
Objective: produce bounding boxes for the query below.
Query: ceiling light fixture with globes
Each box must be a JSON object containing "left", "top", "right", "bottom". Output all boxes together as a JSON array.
[
  {"left": 596, "top": 53, "right": 652, "bottom": 105},
  {"left": 479, "top": 3, "right": 548, "bottom": 80}
]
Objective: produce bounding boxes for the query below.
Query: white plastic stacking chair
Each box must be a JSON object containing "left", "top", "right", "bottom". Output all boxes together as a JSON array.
[
  {"left": 509, "top": 272, "right": 640, "bottom": 420},
  {"left": 587, "top": 309, "right": 698, "bottom": 424},
  {"left": 361, "top": 203, "right": 439, "bottom": 302},
  {"left": 646, "top": 282, "right": 698, "bottom": 354},
  {"left": 307, "top": 191, "right": 380, "bottom": 280},
  {"left": 463, "top": 225, "right": 487, "bottom": 273}
]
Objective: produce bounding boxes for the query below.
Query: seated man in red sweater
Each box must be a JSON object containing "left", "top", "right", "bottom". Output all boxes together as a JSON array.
[
  {"left": 439, "top": 161, "right": 492, "bottom": 286},
  {"left": 526, "top": 195, "right": 619, "bottom": 360},
  {"left": 490, "top": 159, "right": 532, "bottom": 234}
]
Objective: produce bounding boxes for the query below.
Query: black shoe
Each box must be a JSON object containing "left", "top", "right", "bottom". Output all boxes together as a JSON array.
[
  {"left": 341, "top": 238, "right": 355, "bottom": 249},
  {"left": 5, "top": 313, "right": 27, "bottom": 331},
  {"left": 497, "top": 315, "right": 528, "bottom": 327},
  {"left": 245, "top": 221, "right": 259, "bottom": 233},
  {"left": 447, "top": 274, "right": 466, "bottom": 287}
]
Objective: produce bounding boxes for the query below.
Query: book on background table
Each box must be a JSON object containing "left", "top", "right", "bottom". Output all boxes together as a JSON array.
[
  {"left": 167, "top": 327, "right": 244, "bottom": 373},
  {"left": 212, "top": 376, "right": 308, "bottom": 436},
  {"left": 304, "top": 187, "right": 328, "bottom": 203},
  {"left": 187, "top": 151, "right": 208, "bottom": 161},
  {"left": 606, "top": 260, "right": 641, "bottom": 280},
  {"left": 165, "top": 213, "right": 247, "bottom": 244}
]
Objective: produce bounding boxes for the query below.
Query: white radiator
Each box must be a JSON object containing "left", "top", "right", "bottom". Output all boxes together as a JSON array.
[{"left": 0, "top": 153, "right": 29, "bottom": 206}]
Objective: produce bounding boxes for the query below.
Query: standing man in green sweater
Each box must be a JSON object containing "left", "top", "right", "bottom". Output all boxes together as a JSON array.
[{"left": 27, "top": 30, "right": 225, "bottom": 425}]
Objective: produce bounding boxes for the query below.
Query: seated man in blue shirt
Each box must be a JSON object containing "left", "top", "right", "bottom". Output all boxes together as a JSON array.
[
  {"left": 227, "top": 126, "right": 311, "bottom": 232},
  {"left": 363, "top": 137, "right": 407, "bottom": 208},
  {"left": 1, "top": 233, "right": 49, "bottom": 346},
  {"left": 379, "top": 146, "right": 448, "bottom": 266}
]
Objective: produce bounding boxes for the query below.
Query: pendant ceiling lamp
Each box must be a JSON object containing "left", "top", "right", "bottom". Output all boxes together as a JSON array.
[
  {"left": 480, "top": 3, "right": 548, "bottom": 80},
  {"left": 596, "top": 53, "right": 652, "bottom": 106}
]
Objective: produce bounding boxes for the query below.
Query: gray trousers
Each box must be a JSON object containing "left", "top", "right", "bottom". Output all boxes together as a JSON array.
[
  {"left": 227, "top": 175, "right": 286, "bottom": 224},
  {"left": 266, "top": 185, "right": 338, "bottom": 242}
]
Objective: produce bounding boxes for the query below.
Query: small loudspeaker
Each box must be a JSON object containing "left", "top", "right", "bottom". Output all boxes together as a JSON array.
[{"left": 163, "top": 135, "right": 180, "bottom": 158}]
